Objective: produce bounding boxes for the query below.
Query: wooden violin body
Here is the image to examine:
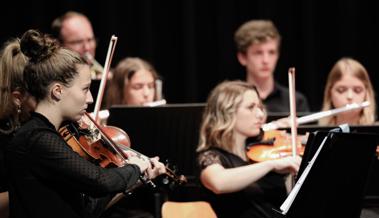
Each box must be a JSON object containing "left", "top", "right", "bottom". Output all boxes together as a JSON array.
[
  {"left": 59, "top": 113, "right": 187, "bottom": 188},
  {"left": 59, "top": 121, "right": 130, "bottom": 168},
  {"left": 246, "top": 130, "right": 305, "bottom": 162},
  {"left": 59, "top": 35, "right": 186, "bottom": 189}
]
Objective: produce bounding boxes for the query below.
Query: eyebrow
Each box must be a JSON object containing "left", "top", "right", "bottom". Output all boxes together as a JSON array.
[{"left": 247, "top": 102, "right": 257, "bottom": 107}]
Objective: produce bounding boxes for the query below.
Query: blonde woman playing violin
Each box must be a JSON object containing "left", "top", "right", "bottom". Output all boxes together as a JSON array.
[{"left": 197, "top": 80, "right": 301, "bottom": 218}]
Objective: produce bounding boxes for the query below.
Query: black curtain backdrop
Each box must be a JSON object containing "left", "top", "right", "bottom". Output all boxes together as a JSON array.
[{"left": 1, "top": 0, "right": 378, "bottom": 112}]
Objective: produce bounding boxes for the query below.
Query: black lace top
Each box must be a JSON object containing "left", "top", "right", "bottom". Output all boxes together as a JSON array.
[
  {"left": 6, "top": 112, "right": 141, "bottom": 218},
  {"left": 198, "top": 147, "right": 287, "bottom": 218}
]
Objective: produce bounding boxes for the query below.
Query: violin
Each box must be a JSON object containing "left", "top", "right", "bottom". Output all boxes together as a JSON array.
[
  {"left": 246, "top": 130, "right": 306, "bottom": 162},
  {"left": 59, "top": 117, "right": 130, "bottom": 168},
  {"left": 59, "top": 113, "right": 187, "bottom": 188},
  {"left": 248, "top": 101, "right": 371, "bottom": 162},
  {"left": 60, "top": 35, "right": 186, "bottom": 190}
]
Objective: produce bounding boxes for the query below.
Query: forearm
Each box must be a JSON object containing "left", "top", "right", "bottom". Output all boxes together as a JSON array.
[
  {"left": 32, "top": 132, "right": 142, "bottom": 195},
  {"left": 91, "top": 164, "right": 141, "bottom": 194},
  {"left": 201, "top": 161, "right": 274, "bottom": 194}
]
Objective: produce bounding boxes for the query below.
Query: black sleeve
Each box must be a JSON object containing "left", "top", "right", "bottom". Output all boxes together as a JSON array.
[
  {"left": 197, "top": 150, "right": 223, "bottom": 170},
  {"left": 29, "top": 129, "right": 141, "bottom": 196}
]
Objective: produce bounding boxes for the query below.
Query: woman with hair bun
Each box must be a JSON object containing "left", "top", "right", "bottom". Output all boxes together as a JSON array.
[{"left": 5, "top": 29, "right": 166, "bottom": 218}]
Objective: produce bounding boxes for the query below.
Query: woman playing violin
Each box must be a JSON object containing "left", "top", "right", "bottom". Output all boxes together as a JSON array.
[
  {"left": 320, "top": 57, "right": 376, "bottom": 126},
  {"left": 196, "top": 80, "right": 301, "bottom": 218},
  {"left": 5, "top": 29, "right": 166, "bottom": 218}
]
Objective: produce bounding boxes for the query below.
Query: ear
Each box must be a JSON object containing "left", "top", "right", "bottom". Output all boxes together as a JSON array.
[
  {"left": 11, "top": 90, "right": 23, "bottom": 107},
  {"left": 237, "top": 52, "right": 247, "bottom": 66},
  {"left": 51, "top": 83, "right": 64, "bottom": 101}
]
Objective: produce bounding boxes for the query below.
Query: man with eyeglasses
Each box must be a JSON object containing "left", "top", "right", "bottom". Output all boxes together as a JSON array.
[{"left": 51, "top": 11, "right": 102, "bottom": 79}]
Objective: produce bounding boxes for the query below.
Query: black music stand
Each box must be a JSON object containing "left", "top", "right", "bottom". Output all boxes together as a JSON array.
[
  {"left": 282, "top": 125, "right": 379, "bottom": 205},
  {"left": 107, "top": 104, "right": 207, "bottom": 217},
  {"left": 274, "top": 130, "right": 378, "bottom": 218},
  {"left": 107, "top": 103, "right": 205, "bottom": 177}
]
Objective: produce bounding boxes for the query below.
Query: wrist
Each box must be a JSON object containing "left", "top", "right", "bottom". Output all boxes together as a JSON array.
[
  {"left": 131, "top": 163, "right": 144, "bottom": 175},
  {"left": 265, "top": 159, "right": 276, "bottom": 171}
]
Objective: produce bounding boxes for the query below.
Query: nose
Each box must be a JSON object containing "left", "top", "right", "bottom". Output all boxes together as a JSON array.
[
  {"left": 142, "top": 86, "right": 150, "bottom": 97},
  {"left": 262, "top": 52, "right": 269, "bottom": 64},
  {"left": 347, "top": 89, "right": 354, "bottom": 100},
  {"left": 82, "top": 38, "right": 95, "bottom": 54},
  {"left": 256, "top": 107, "right": 265, "bottom": 120},
  {"left": 83, "top": 41, "right": 92, "bottom": 53},
  {"left": 87, "top": 90, "right": 94, "bottom": 104}
]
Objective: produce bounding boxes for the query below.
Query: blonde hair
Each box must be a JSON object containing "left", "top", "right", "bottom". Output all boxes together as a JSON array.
[
  {"left": 234, "top": 20, "right": 281, "bottom": 53},
  {"left": 105, "top": 57, "right": 159, "bottom": 108},
  {"left": 197, "top": 80, "right": 260, "bottom": 152},
  {"left": 0, "top": 39, "right": 28, "bottom": 132},
  {"left": 319, "top": 57, "right": 376, "bottom": 125}
]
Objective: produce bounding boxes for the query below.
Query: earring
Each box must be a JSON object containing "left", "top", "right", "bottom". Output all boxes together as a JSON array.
[{"left": 13, "top": 104, "right": 22, "bottom": 130}]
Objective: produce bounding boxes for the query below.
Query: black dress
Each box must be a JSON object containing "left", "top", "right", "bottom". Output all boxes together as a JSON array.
[
  {"left": 197, "top": 147, "right": 287, "bottom": 218},
  {"left": 6, "top": 112, "right": 142, "bottom": 218}
]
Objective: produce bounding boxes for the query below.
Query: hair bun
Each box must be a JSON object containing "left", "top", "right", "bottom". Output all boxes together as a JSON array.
[{"left": 20, "top": 29, "right": 58, "bottom": 63}]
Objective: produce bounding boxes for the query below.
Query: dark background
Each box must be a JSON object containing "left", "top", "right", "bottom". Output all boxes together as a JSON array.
[{"left": 1, "top": 0, "right": 378, "bottom": 112}]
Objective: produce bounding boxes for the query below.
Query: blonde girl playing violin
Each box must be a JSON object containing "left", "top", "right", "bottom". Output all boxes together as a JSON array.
[{"left": 197, "top": 80, "right": 301, "bottom": 218}]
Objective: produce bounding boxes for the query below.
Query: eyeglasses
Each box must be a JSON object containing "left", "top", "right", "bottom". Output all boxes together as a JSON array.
[{"left": 64, "top": 37, "right": 97, "bottom": 47}]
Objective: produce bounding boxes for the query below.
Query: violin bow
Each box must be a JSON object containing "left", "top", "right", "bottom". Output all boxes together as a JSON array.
[
  {"left": 288, "top": 68, "right": 298, "bottom": 158},
  {"left": 287, "top": 67, "right": 298, "bottom": 190},
  {"left": 93, "top": 35, "right": 118, "bottom": 122}
]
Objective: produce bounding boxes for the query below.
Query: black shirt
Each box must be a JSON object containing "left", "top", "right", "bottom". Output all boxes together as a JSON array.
[
  {"left": 197, "top": 147, "right": 287, "bottom": 218},
  {"left": 263, "top": 82, "right": 310, "bottom": 113},
  {"left": 0, "top": 118, "right": 13, "bottom": 193},
  {"left": 6, "top": 112, "right": 142, "bottom": 218}
]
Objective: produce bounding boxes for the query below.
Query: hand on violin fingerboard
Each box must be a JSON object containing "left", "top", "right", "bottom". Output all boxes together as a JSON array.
[
  {"left": 126, "top": 151, "right": 151, "bottom": 173},
  {"left": 146, "top": 157, "right": 167, "bottom": 179}
]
